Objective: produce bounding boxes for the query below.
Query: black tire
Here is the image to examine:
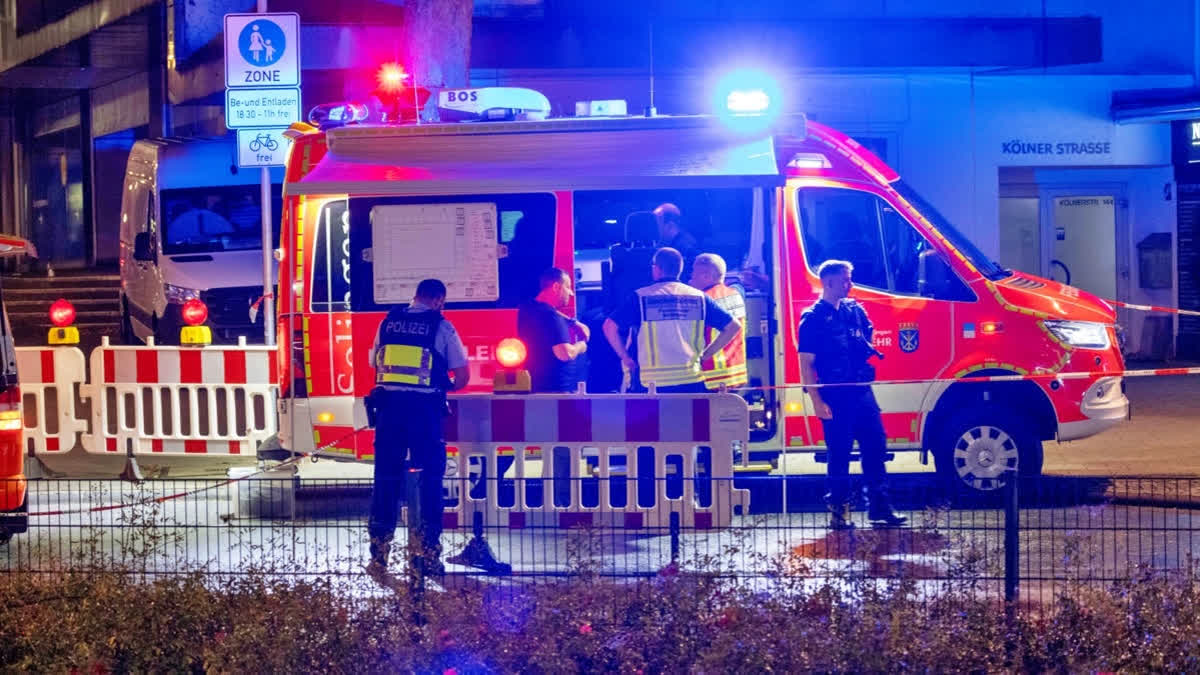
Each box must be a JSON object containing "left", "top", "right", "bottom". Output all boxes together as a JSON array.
[
  {"left": 120, "top": 296, "right": 136, "bottom": 345},
  {"left": 933, "top": 406, "right": 1043, "bottom": 493},
  {"left": 0, "top": 530, "right": 11, "bottom": 546},
  {"left": 151, "top": 314, "right": 168, "bottom": 345}
]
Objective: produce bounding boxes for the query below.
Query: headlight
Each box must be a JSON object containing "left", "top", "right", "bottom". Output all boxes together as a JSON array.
[
  {"left": 164, "top": 283, "right": 201, "bottom": 304},
  {"left": 1043, "top": 319, "right": 1111, "bottom": 350}
]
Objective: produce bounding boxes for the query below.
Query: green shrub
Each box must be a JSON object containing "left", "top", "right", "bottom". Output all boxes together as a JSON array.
[{"left": 4, "top": 507, "right": 1200, "bottom": 672}]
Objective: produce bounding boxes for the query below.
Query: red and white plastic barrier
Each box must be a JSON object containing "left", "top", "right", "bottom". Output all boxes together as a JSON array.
[
  {"left": 442, "top": 392, "right": 751, "bottom": 530},
  {"left": 446, "top": 396, "right": 724, "bottom": 444},
  {"left": 16, "top": 346, "right": 88, "bottom": 455},
  {"left": 18, "top": 338, "right": 278, "bottom": 473},
  {"left": 84, "top": 338, "right": 278, "bottom": 458}
]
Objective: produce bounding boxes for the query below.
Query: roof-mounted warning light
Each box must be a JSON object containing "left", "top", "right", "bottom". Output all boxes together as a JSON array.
[
  {"left": 369, "top": 62, "right": 430, "bottom": 123},
  {"left": 713, "top": 68, "right": 784, "bottom": 133},
  {"left": 308, "top": 102, "right": 369, "bottom": 129},
  {"left": 376, "top": 62, "right": 408, "bottom": 93}
]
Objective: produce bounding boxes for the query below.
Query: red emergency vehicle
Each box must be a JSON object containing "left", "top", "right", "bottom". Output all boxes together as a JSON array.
[
  {"left": 271, "top": 84, "right": 1128, "bottom": 493},
  {"left": 0, "top": 235, "right": 32, "bottom": 542}
]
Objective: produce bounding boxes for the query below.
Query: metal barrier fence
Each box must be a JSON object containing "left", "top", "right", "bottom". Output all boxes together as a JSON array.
[{"left": 3, "top": 473, "right": 1200, "bottom": 606}]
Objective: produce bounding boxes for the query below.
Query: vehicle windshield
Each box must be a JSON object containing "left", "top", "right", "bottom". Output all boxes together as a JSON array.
[
  {"left": 161, "top": 185, "right": 281, "bottom": 255},
  {"left": 893, "top": 180, "right": 1011, "bottom": 281}
]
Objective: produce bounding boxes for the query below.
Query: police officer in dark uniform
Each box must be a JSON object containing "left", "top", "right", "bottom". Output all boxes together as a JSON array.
[
  {"left": 797, "top": 260, "right": 907, "bottom": 529},
  {"left": 367, "top": 278, "right": 470, "bottom": 579}
]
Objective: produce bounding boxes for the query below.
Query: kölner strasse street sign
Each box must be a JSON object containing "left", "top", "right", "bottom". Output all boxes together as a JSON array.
[{"left": 224, "top": 13, "right": 300, "bottom": 88}]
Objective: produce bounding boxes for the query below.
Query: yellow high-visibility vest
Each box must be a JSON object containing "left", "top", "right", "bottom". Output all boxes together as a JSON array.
[{"left": 634, "top": 281, "right": 708, "bottom": 388}]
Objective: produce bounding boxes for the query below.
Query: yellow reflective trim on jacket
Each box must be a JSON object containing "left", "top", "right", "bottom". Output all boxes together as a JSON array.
[
  {"left": 375, "top": 344, "right": 433, "bottom": 386},
  {"left": 633, "top": 281, "right": 709, "bottom": 388}
]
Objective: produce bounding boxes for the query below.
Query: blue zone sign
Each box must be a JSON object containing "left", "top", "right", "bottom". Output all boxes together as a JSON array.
[{"left": 224, "top": 13, "right": 300, "bottom": 89}]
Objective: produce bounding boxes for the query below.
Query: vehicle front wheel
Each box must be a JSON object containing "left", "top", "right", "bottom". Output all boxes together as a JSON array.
[{"left": 934, "top": 407, "right": 1043, "bottom": 493}]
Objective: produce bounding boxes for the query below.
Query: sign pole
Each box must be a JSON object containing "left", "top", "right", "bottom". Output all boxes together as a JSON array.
[
  {"left": 257, "top": 0, "right": 275, "bottom": 347},
  {"left": 225, "top": 6, "right": 296, "bottom": 347}
]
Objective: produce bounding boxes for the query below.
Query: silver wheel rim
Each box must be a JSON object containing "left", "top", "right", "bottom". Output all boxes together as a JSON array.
[{"left": 952, "top": 425, "right": 1020, "bottom": 491}]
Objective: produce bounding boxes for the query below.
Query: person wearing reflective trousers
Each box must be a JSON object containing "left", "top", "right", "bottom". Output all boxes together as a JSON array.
[
  {"left": 797, "top": 260, "right": 907, "bottom": 529},
  {"left": 688, "top": 253, "right": 749, "bottom": 391},
  {"left": 602, "top": 247, "right": 741, "bottom": 394},
  {"left": 366, "top": 278, "right": 474, "bottom": 580}
]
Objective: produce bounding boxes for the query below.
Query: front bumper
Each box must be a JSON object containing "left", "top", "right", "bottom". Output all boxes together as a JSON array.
[
  {"left": 1058, "top": 376, "right": 1129, "bottom": 442},
  {"left": 159, "top": 291, "right": 268, "bottom": 345}
]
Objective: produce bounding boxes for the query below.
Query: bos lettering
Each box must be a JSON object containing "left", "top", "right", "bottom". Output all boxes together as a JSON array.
[
  {"left": 446, "top": 91, "right": 479, "bottom": 103},
  {"left": 244, "top": 70, "right": 282, "bottom": 83}
]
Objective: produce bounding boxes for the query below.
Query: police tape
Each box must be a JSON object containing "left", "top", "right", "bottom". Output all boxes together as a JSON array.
[
  {"left": 1108, "top": 300, "right": 1200, "bottom": 318},
  {"left": 5, "top": 427, "right": 367, "bottom": 519},
  {"left": 732, "top": 365, "right": 1200, "bottom": 390}
]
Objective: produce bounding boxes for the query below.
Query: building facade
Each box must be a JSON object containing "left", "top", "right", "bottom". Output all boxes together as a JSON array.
[{"left": 2, "top": 0, "right": 1199, "bottom": 356}]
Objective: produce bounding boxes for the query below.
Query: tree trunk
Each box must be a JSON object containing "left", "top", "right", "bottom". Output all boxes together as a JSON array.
[{"left": 401, "top": 0, "right": 473, "bottom": 119}]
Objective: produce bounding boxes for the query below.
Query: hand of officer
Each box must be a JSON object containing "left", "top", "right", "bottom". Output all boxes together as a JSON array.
[
  {"left": 813, "top": 399, "right": 833, "bottom": 420},
  {"left": 620, "top": 355, "right": 637, "bottom": 372}
]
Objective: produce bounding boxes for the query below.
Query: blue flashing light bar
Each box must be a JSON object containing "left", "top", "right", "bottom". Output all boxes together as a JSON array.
[{"left": 713, "top": 68, "right": 784, "bottom": 133}]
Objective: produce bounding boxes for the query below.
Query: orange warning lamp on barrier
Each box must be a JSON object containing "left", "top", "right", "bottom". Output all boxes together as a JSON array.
[
  {"left": 179, "top": 298, "right": 212, "bottom": 346},
  {"left": 493, "top": 337, "right": 531, "bottom": 393},
  {"left": 47, "top": 298, "right": 79, "bottom": 345}
]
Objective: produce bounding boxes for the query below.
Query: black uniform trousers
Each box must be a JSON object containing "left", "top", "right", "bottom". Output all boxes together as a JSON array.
[
  {"left": 368, "top": 389, "right": 447, "bottom": 557},
  {"left": 818, "top": 384, "right": 888, "bottom": 506}
]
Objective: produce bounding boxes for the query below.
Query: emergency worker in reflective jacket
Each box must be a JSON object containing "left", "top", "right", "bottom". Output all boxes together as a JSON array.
[
  {"left": 366, "top": 278, "right": 469, "bottom": 579},
  {"left": 797, "top": 260, "right": 907, "bottom": 529},
  {"left": 602, "top": 247, "right": 741, "bottom": 394},
  {"left": 688, "top": 252, "right": 748, "bottom": 390}
]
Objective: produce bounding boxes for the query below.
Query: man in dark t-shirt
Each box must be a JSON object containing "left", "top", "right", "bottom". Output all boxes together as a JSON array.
[{"left": 518, "top": 267, "right": 589, "bottom": 392}]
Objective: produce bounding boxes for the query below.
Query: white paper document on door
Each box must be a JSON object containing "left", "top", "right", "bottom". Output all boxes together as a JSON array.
[
  {"left": 370, "top": 203, "right": 500, "bottom": 304},
  {"left": 1052, "top": 196, "right": 1116, "bottom": 300}
]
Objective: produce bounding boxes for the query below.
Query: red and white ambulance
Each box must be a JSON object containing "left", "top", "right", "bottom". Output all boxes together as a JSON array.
[{"left": 271, "top": 84, "right": 1128, "bottom": 493}]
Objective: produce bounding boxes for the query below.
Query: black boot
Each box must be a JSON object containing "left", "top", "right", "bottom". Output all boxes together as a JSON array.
[
  {"left": 366, "top": 537, "right": 392, "bottom": 580},
  {"left": 866, "top": 488, "right": 908, "bottom": 527},
  {"left": 447, "top": 535, "right": 512, "bottom": 575},
  {"left": 828, "top": 502, "right": 855, "bottom": 531},
  {"left": 408, "top": 537, "right": 445, "bottom": 578}
]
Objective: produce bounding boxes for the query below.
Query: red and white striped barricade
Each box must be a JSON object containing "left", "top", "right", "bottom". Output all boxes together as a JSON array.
[
  {"left": 82, "top": 337, "right": 279, "bottom": 459},
  {"left": 16, "top": 346, "right": 88, "bottom": 457},
  {"left": 442, "top": 392, "right": 751, "bottom": 531}
]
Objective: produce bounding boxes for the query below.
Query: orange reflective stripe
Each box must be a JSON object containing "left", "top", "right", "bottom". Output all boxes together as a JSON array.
[{"left": 701, "top": 283, "right": 748, "bottom": 389}]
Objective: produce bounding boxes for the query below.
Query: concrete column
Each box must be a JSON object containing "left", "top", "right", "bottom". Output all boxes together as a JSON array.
[
  {"left": 79, "top": 38, "right": 96, "bottom": 265},
  {"left": 147, "top": 0, "right": 171, "bottom": 137}
]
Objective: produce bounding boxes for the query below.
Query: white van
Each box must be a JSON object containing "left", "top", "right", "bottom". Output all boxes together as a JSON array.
[{"left": 119, "top": 137, "right": 283, "bottom": 344}]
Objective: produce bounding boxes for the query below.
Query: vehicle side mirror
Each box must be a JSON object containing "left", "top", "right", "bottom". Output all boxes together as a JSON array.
[
  {"left": 918, "top": 249, "right": 949, "bottom": 298},
  {"left": 133, "top": 232, "right": 155, "bottom": 262}
]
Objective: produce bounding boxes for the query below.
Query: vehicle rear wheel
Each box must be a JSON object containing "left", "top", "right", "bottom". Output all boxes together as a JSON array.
[
  {"left": 120, "top": 296, "right": 136, "bottom": 344},
  {"left": 934, "top": 406, "right": 1043, "bottom": 493}
]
